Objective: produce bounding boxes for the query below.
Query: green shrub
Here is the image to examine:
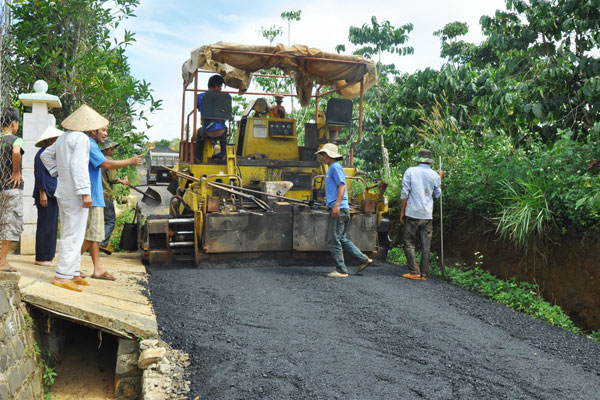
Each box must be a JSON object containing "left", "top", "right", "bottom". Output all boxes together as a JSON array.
[
  {"left": 415, "top": 127, "right": 600, "bottom": 240},
  {"left": 386, "top": 247, "right": 407, "bottom": 265},
  {"left": 110, "top": 204, "right": 136, "bottom": 252}
]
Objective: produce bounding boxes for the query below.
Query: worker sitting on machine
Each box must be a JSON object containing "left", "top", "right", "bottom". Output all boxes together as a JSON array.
[
  {"left": 268, "top": 95, "right": 286, "bottom": 118},
  {"left": 195, "top": 74, "right": 227, "bottom": 161}
]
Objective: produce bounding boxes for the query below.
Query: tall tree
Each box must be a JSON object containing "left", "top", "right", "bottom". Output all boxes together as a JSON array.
[
  {"left": 280, "top": 9, "right": 302, "bottom": 113},
  {"left": 5, "top": 0, "right": 161, "bottom": 154},
  {"left": 436, "top": 0, "right": 600, "bottom": 143},
  {"left": 339, "top": 16, "right": 414, "bottom": 178},
  {"left": 280, "top": 10, "right": 301, "bottom": 46}
]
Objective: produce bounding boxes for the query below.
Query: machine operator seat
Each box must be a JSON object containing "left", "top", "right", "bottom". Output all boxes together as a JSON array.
[
  {"left": 324, "top": 98, "right": 353, "bottom": 144},
  {"left": 194, "top": 91, "right": 233, "bottom": 162}
]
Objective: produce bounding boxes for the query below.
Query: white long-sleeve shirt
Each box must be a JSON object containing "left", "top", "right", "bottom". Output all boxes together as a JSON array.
[
  {"left": 41, "top": 130, "right": 91, "bottom": 199},
  {"left": 401, "top": 164, "right": 442, "bottom": 220}
]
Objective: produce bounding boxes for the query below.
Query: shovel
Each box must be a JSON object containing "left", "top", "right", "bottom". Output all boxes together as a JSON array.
[{"left": 125, "top": 183, "right": 162, "bottom": 206}]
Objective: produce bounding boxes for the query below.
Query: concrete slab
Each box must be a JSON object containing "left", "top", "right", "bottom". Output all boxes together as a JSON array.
[{"left": 7, "top": 252, "right": 158, "bottom": 339}]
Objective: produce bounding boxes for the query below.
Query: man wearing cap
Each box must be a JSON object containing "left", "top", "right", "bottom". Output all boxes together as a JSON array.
[
  {"left": 0, "top": 108, "right": 23, "bottom": 273},
  {"left": 99, "top": 138, "right": 130, "bottom": 254},
  {"left": 41, "top": 110, "right": 93, "bottom": 291},
  {"left": 68, "top": 105, "right": 142, "bottom": 281},
  {"left": 33, "top": 126, "right": 63, "bottom": 267},
  {"left": 400, "top": 149, "right": 443, "bottom": 281},
  {"left": 316, "top": 143, "right": 372, "bottom": 278}
]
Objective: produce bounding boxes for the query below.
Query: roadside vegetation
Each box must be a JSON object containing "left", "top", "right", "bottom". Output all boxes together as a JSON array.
[
  {"left": 333, "top": 1, "right": 600, "bottom": 247},
  {"left": 387, "top": 248, "right": 600, "bottom": 344}
]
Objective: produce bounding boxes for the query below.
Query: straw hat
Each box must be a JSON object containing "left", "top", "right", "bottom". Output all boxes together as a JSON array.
[
  {"left": 35, "top": 126, "right": 63, "bottom": 147},
  {"left": 315, "top": 143, "right": 343, "bottom": 159},
  {"left": 61, "top": 104, "right": 109, "bottom": 132}
]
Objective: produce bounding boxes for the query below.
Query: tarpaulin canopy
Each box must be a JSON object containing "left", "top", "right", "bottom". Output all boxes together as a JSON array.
[{"left": 182, "top": 42, "right": 377, "bottom": 107}]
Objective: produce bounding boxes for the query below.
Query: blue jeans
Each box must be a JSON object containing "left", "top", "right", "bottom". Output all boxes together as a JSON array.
[
  {"left": 327, "top": 208, "right": 369, "bottom": 273},
  {"left": 101, "top": 200, "right": 116, "bottom": 247}
]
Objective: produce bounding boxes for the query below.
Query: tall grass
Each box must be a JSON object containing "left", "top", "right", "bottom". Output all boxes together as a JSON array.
[{"left": 495, "top": 178, "right": 553, "bottom": 248}]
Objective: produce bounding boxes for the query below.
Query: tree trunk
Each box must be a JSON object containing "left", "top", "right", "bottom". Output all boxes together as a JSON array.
[{"left": 376, "top": 54, "right": 390, "bottom": 178}]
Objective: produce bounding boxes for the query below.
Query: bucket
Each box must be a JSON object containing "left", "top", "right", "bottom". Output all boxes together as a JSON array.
[{"left": 119, "top": 213, "right": 138, "bottom": 251}]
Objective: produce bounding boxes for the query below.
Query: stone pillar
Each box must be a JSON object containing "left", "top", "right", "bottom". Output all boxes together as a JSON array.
[{"left": 17, "top": 81, "right": 61, "bottom": 255}]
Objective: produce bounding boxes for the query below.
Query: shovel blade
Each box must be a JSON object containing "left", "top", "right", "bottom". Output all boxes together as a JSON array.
[{"left": 141, "top": 187, "right": 162, "bottom": 206}]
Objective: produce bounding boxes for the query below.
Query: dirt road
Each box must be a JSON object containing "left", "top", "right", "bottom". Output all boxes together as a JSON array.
[{"left": 147, "top": 262, "right": 600, "bottom": 400}]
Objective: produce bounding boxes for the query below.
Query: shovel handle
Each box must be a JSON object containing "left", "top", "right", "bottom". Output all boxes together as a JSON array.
[{"left": 125, "top": 183, "right": 147, "bottom": 196}]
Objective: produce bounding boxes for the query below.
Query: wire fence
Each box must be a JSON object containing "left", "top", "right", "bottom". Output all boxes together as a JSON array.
[{"left": 0, "top": 0, "right": 12, "bottom": 242}]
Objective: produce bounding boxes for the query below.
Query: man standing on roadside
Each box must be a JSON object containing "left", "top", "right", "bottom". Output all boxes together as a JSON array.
[
  {"left": 41, "top": 116, "right": 92, "bottom": 291},
  {"left": 0, "top": 108, "right": 24, "bottom": 273},
  {"left": 99, "top": 138, "right": 130, "bottom": 254},
  {"left": 69, "top": 105, "right": 142, "bottom": 281},
  {"left": 316, "top": 143, "right": 372, "bottom": 278},
  {"left": 400, "top": 149, "right": 442, "bottom": 281}
]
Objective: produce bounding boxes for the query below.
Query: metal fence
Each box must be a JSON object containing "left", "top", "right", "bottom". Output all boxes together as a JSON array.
[{"left": 0, "top": 0, "right": 11, "bottom": 242}]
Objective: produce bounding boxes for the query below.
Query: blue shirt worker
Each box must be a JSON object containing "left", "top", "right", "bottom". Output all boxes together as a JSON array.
[
  {"left": 400, "top": 149, "right": 443, "bottom": 280},
  {"left": 33, "top": 126, "right": 63, "bottom": 266},
  {"left": 196, "top": 74, "right": 227, "bottom": 160},
  {"left": 316, "top": 143, "right": 372, "bottom": 278},
  {"left": 75, "top": 105, "right": 142, "bottom": 284}
]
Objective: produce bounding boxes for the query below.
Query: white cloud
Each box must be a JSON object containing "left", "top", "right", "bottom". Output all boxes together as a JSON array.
[{"left": 120, "top": 0, "right": 507, "bottom": 141}]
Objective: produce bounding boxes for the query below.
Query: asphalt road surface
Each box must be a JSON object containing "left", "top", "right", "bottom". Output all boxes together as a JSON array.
[{"left": 146, "top": 261, "right": 600, "bottom": 400}]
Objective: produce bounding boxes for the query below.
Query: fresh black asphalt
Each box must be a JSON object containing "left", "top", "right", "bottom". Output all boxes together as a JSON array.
[{"left": 147, "top": 261, "right": 600, "bottom": 400}]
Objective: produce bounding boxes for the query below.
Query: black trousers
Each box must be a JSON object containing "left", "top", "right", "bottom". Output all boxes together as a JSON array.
[{"left": 35, "top": 197, "right": 58, "bottom": 261}]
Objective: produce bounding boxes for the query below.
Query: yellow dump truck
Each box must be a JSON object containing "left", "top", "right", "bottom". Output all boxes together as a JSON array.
[{"left": 139, "top": 42, "right": 390, "bottom": 265}]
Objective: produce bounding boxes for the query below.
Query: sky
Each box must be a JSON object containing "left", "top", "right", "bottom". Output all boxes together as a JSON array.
[{"left": 119, "top": 0, "right": 508, "bottom": 141}]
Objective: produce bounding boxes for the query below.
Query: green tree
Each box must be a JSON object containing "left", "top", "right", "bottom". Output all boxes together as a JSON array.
[
  {"left": 5, "top": 0, "right": 161, "bottom": 156},
  {"left": 338, "top": 16, "right": 414, "bottom": 178},
  {"left": 280, "top": 9, "right": 301, "bottom": 113},
  {"left": 154, "top": 139, "right": 171, "bottom": 148},
  {"left": 280, "top": 10, "right": 301, "bottom": 46},
  {"left": 439, "top": 0, "right": 600, "bottom": 143},
  {"left": 258, "top": 24, "right": 282, "bottom": 45}
]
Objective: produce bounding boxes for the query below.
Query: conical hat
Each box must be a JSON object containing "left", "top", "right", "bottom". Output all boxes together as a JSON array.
[
  {"left": 35, "top": 126, "right": 63, "bottom": 147},
  {"left": 61, "top": 104, "right": 109, "bottom": 131}
]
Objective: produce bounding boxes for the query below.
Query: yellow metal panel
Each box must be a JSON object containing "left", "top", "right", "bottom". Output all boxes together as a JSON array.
[{"left": 241, "top": 118, "right": 299, "bottom": 160}]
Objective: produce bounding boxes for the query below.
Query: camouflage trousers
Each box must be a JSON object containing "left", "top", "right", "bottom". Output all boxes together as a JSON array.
[
  {"left": 403, "top": 216, "right": 433, "bottom": 277},
  {"left": 0, "top": 189, "right": 24, "bottom": 241}
]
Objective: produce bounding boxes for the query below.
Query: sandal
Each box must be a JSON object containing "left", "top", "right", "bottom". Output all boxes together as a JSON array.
[
  {"left": 91, "top": 271, "right": 116, "bottom": 281},
  {"left": 402, "top": 273, "right": 423, "bottom": 280},
  {"left": 0, "top": 266, "right": 17, "bottom": 273},
  {"left": 72, "top": 276, "right": 89, "bottom": 286},
  {"left": 52, "top": 280, "right": 82, "bottom": 292}
]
